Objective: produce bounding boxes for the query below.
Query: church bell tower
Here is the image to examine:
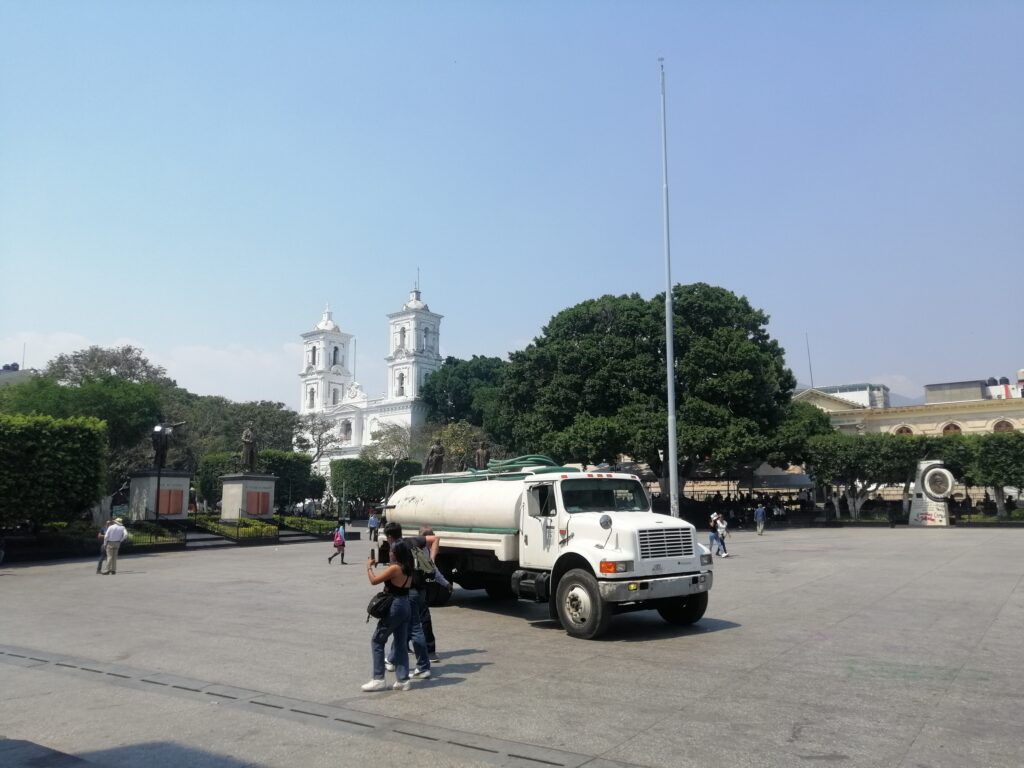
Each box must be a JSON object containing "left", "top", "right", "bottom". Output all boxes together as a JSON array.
[
  {"left": 299, "top": 306, "right": 354, "bottom": 414},
  {"left": 385, "top": 288, "right": 442, "bottom": 401}
]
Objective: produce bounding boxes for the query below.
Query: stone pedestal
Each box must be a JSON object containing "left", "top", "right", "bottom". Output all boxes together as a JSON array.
[
  {"left": 220, "top": 474, "right": 278, "bottom": 520},
  {"left": 129, "top": 470, "right": 192, "bottom": 521},
  {"left": 909, "top": 460, "right": 953, "bottom": 527}
]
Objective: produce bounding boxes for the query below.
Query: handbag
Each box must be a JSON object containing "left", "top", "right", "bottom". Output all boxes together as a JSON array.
[{"left": 366, "top": 590, "right": 393, "bottom": 622}]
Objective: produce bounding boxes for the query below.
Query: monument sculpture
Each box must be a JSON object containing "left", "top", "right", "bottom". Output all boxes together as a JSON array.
[
  {"left": 423, "top": 440, "right": 445, "bottom": 474},
  {"left": 474, "top": 441, "right": 491, "bottom": 470},
  {"left": 241, "top": 422, "right": 258, "bottom": 473}
]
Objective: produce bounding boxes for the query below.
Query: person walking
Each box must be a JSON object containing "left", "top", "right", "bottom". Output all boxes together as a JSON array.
[
  {"left": 708, "top": 513, "right": 724, "bottom": 557},
  {"left": 101, "top": 517, "right": 129, "bottom": 574},
  {"left": 96, "top": 518, "right": 114, "bottom": 573},
  {"left": 715, "top": 513, "right": 730, "bottom": 557},
  {"left": 328, "top": 519, "right": 346, "bottom": 564},
  {"left": 754, "top": 504, "right": 766, "bottom": 536},
  {"left": 362, "top": 539, "right": 414, "bottom": 692},
  {"left": 366, "top": 508, "right": 380, "bottom": 544}
]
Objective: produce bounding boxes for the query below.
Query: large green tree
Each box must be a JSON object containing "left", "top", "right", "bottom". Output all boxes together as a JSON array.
[
  {"left": 970, "top": 432, "right": 1024, "bottom": 518},
  {"left": 419, "top": 355, "right": 507, "bottom": 428},
  {"left": 0, "top": 414, "right": 107, "bottom": 528},
  {"left": 490, "top": 284, "right": 796, "bottom": 485},
  {"left": 45, "top": 345, "right": 175, "bottom": 387},
  {"left": 0, "top": 375, "right": 162, "bottom": 494}
]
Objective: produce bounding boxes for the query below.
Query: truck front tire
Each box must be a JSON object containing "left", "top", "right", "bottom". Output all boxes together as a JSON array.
[
  {"left": 656, "top": 591, "right": 708, "bottom": 626},
  {"left": 555, "top": 568, "right": 612, "bottom": 639}
]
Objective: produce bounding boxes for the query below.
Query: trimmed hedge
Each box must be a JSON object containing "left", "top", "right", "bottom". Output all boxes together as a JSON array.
[{"left": 0, "top": 413, "right": 107, "bottom": 529}]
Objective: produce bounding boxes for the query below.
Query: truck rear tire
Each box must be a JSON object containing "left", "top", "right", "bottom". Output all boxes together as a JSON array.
[
  {"left": 656, "top": 592, "right": 708, "bottom": 626},
  {"left": 555, "top": 568, "right": 612, "bottom": 639}
]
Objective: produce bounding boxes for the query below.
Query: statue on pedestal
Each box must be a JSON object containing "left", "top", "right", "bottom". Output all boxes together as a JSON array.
[
  {"left": 474, "top": 441, "right": 491, "bottom": 470},
  {"left": 423, "top": 440, "right": 445, "bottom": 474},
  {"left": 241, "top": 422, "right": 259, "bottom": 473}
]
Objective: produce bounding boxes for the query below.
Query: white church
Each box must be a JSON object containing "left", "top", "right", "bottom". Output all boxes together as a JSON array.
[{"left": 298, "top": 288, "right": 443, "bottom": 474}]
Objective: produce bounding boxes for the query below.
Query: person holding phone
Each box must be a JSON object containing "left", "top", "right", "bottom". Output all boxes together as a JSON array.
[{"left": 361, "top": 540, "right": 414, "bottom": 692}]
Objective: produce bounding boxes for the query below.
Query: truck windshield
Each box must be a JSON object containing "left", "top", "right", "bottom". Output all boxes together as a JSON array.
[{"left": 560, "top": 479, "right": 650, "bottom": 513}]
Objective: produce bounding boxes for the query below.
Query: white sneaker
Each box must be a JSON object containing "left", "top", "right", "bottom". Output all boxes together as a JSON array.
[
  {"left": 384, "top": 661, "right": 395, "bottom": 672},
  {"left": 721, "top": 552, "right": 729, "bottom": 558},
  {"left": 392, "top": 679, "right": 411, "bottom": 691},
  {"left": 360, "top": 679, "right": 386, "bottom": 692},
  {"left": 429, "top": 653, "right": 441, "bottom": 663},
  {"left": 411, "top": 668, "right": 431, "bottom": 679}
]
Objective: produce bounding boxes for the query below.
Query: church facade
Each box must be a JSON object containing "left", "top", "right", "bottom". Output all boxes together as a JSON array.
[{"left": 298, "top": 288, "right": 443, "bottom": 474}]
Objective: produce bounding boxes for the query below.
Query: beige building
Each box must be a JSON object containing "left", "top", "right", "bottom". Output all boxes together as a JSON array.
[{"left": 796, "top": 371, "right": 1024, "bottom": 437}]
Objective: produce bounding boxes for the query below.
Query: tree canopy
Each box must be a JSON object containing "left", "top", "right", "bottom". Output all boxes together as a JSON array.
[
  {"left": 419, "top": 355, "right": 507, "bottom": 428},
  {"left": 489, "top": 284, "right": 797, "bottom": 479}
]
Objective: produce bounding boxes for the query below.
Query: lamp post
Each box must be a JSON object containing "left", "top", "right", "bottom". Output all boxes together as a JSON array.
[{"left": 152, "top": 424, "right": 166, "bottom": 521}]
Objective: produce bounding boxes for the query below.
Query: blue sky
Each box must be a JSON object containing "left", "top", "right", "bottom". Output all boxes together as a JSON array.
[{"left": 2, "top": 1, "right": 1021, "bottom": 406}]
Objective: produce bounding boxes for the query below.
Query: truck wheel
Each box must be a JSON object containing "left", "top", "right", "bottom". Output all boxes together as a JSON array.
[
  {"left": 656, "top": 592, "right": 708, "bottom": 626},
  {"left": 555, "top": 568, "right": 611, "bottom": 639}
]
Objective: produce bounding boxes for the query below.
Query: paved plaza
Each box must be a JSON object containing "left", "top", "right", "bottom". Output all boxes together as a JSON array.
[{"left": 2, "top": 527, "right": 1023, "bottom": 768}]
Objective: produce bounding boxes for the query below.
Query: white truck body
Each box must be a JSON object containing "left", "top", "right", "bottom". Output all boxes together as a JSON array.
[{"left": 386, "top": 463, "right": 713, "bottom": 638}]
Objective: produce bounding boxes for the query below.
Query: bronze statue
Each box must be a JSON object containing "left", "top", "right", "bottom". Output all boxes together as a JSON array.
[
  {"left": 241, "top": 422, "right": 258, "bottom": 472},
  {"left": 423, "top": 440, "right": 445, "bottom": 474},
  {"left": 474, "top": 441, "right": 491, "bottom": 470}
]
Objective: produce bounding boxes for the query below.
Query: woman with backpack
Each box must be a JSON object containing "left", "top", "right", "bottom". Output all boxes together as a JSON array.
[
  {"left": 327, "top": 519, "right": 346, "bottom": 564},
  {"left": 362, "top": 539, "right": 414, "bottom": 692}
]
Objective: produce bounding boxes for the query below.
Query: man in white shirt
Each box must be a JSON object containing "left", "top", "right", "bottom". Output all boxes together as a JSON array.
[{"left": 102, "top": 517, "right": 129, "bottom": 575}]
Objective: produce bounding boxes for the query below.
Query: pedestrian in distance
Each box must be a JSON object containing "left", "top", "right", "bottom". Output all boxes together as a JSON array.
[
  {"left": 362, "top": 539, "right": 414, "bottom": 692},
  {"left": 328, "top": 519, "right": 346, "bottom": 564},
  {"left": 366, "top": 508, "right": 380, "bottom": 545},
  {"left": 754, "top": 504, "right": 766, "bottom": 536},
  {"left": 101, "top": 517, "right": 129, "bottom": 574},
  {"left": 96, "top": 518, "right": 114, "bottom": 573},
  {"left": 715, "top": 513, "right": 730, "bottom": 557},
  {"left": 709, "top": 513, "right": 723, "bottom": 557}
]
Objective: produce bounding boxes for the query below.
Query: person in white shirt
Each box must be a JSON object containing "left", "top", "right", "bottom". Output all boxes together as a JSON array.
[{"left": 102, "top": 517, "right": 129, "bottom": 575}]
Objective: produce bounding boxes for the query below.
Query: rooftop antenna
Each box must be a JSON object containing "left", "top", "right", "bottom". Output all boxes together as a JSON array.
[
  {"left": 805, "top": 333, "right": 815, "bottom": 389},
  {"left": 416, "top": 267, "right": 420, "bottom": 292},
  {"left": 659, "top": 57, "right": 680, "bottom": 519}
]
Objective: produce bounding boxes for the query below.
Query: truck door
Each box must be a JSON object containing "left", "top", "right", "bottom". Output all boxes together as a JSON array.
[{"left": 520, "top": 482, "right": 559, "bottom": 570}]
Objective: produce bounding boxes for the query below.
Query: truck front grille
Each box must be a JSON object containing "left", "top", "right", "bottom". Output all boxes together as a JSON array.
[{"left": 638, "top": 528, "right": 694, "bottom": 559}]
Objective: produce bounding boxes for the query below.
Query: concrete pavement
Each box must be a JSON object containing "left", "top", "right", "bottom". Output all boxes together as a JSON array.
[{"left": 2, "top": 527, "right": 1023, "bottom": 767}]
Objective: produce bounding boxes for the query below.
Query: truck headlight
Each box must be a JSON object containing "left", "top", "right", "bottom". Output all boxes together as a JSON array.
[
  {"left": 700, "top": 554, "right": 713, "bottom": 566},
  {"left": 599, "top": 560, "right": 634, "bottom": 574}
]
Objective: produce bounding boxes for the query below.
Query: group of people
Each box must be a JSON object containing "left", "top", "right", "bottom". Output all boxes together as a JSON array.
[
  {"left": 362, "top": 521, "right": 450, "bottom": 692},
  {"left": 96, "top": 517, "right": 129, "bottom": 574}
]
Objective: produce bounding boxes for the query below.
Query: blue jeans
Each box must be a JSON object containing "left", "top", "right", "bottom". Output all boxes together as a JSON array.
[
  {"left": 709, "top": 531, "right": 725, "bottom": 555},
  {"left": 372, "top": 595, "right": 411, "bottom": 680},
  {"left": 387, "top": 589, "right": 429, "bottom": 671}
]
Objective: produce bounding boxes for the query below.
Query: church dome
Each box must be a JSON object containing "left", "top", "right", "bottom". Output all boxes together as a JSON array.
[
  {"left": 403, "top": 289, "right": 429, "bottom": 311},
  {"left": 315, "top": 306, "right": 340, "bottom": 332}
]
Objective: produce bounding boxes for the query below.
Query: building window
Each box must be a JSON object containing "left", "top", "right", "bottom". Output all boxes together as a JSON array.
[
  {"left": 396, "top": 372, "right": 405, "bottom": 397},
  {"left": 309, "top": 346, "right": 318, "bottom": 366},
  {"left": 423, "top": 327, "right": 432, "bottom": 351},
  {"left": 308, "top": 388, "right": 315, "bottom": 409},
  {"left": 398, "top": 327, "right": 406, "bottom": 349},
  {"left": 332, "top": 388, "right": 338, "bottom": 405},
  {"left": 942, "top": 423, "right": 962, "bottom": 436},
  {"left": 332, "top": 346, "right": 339, "bottom": 366},
  {"left": 895, "top": 426, "right": 913, "bottom": 435},
  {"left": 993, "top": 420, "right": 1015, "bottom": 433},
  {"left": 341, "top": 420, "right": 352, "bottom": 441}
]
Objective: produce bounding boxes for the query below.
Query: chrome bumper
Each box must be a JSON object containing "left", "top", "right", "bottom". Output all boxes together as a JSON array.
[{"left": 598, "top": 571, "right": 713, "bottom": 602}]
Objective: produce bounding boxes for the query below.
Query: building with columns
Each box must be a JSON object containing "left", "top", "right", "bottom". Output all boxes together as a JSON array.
[
  {"left": 298, "top": 288, "right": 443, "bottom": 473},
  {"left": 795, "top": 369, "right": 1024, "bottom": 437}
]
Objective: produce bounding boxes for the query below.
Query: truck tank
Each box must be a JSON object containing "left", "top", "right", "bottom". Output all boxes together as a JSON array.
[{"left": 387, "top": 476, "right": 526, "bottom": 532}]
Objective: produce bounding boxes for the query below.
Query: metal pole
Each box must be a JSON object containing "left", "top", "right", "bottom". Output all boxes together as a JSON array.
[{"left": 660, "top": 58, "right": 680, "bottom": 518}]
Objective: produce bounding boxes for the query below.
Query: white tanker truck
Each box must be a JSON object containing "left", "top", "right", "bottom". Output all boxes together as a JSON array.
[{"left": 384, "top": 456, "right": 713, "bottom": 639}]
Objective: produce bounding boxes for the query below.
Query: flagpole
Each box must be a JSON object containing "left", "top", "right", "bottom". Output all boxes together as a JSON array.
[{"left": 660, "top": 58, "right": 680, "bottom": 518}]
